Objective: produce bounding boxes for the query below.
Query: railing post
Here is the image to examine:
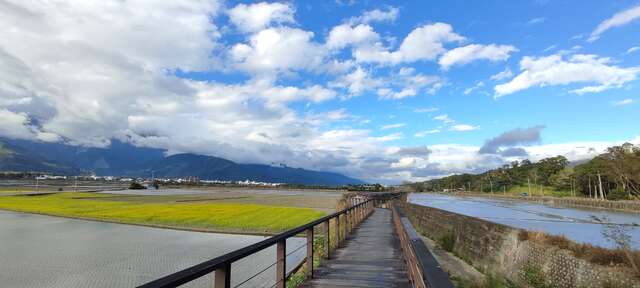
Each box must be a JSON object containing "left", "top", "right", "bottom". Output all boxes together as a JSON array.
[
  {"left": 276, "top": 240, "right": 286, "bottom": 288},
  {"left": 346, "top": 210, "right": 351, "bottom": 234},
  {"left": 214, "top": 263, "right": 231, "bottom": 288},
  {"left": 306, "top": 228, "right": 314, "bottom": 278},
  {"left": 349, "top": 209, "right": 355, "bottom": 233},
  {"left": 323, "top": 220, "right": 330, "bottom": 259},
  {"left": 335, "top": 214, "right": 341, "bottom": 247}
]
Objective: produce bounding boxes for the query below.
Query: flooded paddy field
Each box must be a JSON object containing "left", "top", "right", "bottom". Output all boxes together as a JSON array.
[
  {"left": 409, "top": 193, "right": 640, "bottom": 250},
  {"left": 0, "top": 210, "right": 305, "bottom": 288}
]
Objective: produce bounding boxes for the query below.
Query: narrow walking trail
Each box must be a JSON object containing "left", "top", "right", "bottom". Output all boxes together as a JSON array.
[{"left": 302, "top": 208, "right": 410, "bottom": 287}]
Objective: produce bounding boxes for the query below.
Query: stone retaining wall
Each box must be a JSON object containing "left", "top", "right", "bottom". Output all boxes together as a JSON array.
[{"left": 400, "top": 202, "right": 639, "bottom": 288}]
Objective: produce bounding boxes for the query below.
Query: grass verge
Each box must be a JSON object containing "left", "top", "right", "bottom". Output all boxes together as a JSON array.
[{"left": 0, "top": 192, "right": 325, "bottom": 234}]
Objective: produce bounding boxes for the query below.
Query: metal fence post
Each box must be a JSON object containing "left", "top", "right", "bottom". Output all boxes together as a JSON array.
[
  {"left": 306, "top": 228, "right": 314, "bottom": 278},
  {"left": 214, "top": 263, "right": 231, "bottom": 288},
  {"left": 276, "top": 240, "right": 286, "bottom": 288}
]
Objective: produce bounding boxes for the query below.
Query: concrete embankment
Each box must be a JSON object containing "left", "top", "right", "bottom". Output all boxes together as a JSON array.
[{"left": 400, "top": 202, "right": 640, "bottom": 288}]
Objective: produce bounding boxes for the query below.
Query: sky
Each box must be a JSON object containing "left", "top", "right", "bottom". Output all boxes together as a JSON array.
[{"left": 0, "top": 0, "right": 639, "bottom": 183}]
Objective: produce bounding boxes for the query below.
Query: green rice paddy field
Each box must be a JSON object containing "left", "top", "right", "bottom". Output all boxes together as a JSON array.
[{"left": 0, "top": 192, "right": 327, "bottom": 234}]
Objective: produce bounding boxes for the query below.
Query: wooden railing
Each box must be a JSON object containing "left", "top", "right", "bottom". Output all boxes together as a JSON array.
[
  {"left": 137, "top": 198, "right": 375, "bottom": 288},
  {"left": 391, "top": 202, "right": 454, "bottom": 288}
]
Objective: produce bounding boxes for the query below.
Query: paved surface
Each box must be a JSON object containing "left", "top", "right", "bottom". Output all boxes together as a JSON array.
[{"left": 302, "top": 208, "right": 410, "bottom": 288}]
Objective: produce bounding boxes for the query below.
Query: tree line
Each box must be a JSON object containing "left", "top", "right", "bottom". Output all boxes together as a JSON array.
[{"left": 407, "top": 143, "right": 640, "bottom": 200}]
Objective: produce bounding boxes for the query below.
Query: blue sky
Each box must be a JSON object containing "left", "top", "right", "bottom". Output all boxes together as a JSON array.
[{"left": 1, "top": 0, "right": 639, "bottom": 183}]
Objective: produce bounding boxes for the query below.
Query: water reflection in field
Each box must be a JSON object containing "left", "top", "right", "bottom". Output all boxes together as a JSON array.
[
  {"left": 0, "top": 211, "right": 304, "bottom": 288},
  {"left": 409, "top": 193, "right": 640, "bottom": 250}
]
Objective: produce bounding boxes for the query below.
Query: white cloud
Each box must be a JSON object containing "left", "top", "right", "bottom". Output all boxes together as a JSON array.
[
  {"left": 450, "top": 124, "right": 479, "bottom": 131},
  {"left": 329, "top": 66, "right": 382, "bottom": 97},
  {"left": 414, "top": 129, "right": 440, "bottom": 137},
  {"left": 377, "top": 68, "right": 444, "bottom": 100},
  {"left": 526, "top": 17, "right": 546, "bottom": 26},
  {"left": 589, "top": 5, "right": 640, "bottom": 42},
  {"left": 433, "top": 114, "right": 454, "bottom": 124},
  {"left": 350, "top": 6, "right": 399, "bottom": 24},
  {"left": 439, "top": 44, "right": 517, "bottom": 70},
  {"left": 463, "top": 81, "right": 485, "bottom": 95},
  {"left": 542, "top": 45, "right": 557, "bottom": 52},
  {"left": 354, "top": 22, "right": 464, "bottom": 64},
  {"left": 0, "top": 0, "right": 222, "bottom": 147},
  {"left": 326, "top": 24, "right": 379, "bottom": 50},
  {"left": 414, "top": 107, "right": 438, "bottom": 113},
  {"left": 495, "top": 54, "right": 640, "bottom": 97},
  {"left": 490, "top": 68, "right": 514, "bottom": 81},
  {"left": 230, "top": 27, "right": 326, "bottom": 74},
  {"left": 381, "top": 123, "right": 406, "bottom": 130},
  {"left": 628, "top": 46, "right": 640, "bottom": 54},
  {"left": 612, "top": 98, "right": 635, "bottom": 106},
  {"left": 0, "top": 109, "right": 37, "bottom": 140},
  {"left": 227, "top": 2, "right": 295, "bottom": 33}
]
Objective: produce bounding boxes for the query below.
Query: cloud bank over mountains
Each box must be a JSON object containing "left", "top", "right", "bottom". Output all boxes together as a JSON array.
[{"left": 0, "top": 1, "right": 638, "bottom": 183}]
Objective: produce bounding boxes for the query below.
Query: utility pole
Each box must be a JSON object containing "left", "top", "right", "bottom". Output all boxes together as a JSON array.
[
  {"left": 527, "top": 177, "right": 531, "bottom": 196},
  {"left": 74, "top": 176, "right": 78, "bottom": 192},
  {"left": 503, "top": 185, "right": 506, "bottom": 195}
]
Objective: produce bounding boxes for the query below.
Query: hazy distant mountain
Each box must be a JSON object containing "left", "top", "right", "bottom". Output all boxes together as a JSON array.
[
  {"left": 0, "top": 138, "right": 364, "bottom": 185},
  {"left": 0, "top": 140, "right": 78, "bottom": 174},
  {"left": 1, "top": 138, "right": 165, "bottom": 176},
  {"left": 132, "top": 153, "right": 364, "bottom": 185}
]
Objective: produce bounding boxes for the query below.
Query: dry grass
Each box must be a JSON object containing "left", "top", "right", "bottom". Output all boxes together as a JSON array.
[{"left": 518, "top": 230, "right": 640, "bottom": 269}]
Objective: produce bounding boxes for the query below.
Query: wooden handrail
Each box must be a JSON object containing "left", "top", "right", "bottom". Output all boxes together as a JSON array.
[
  {"left": 391, "top": 202, "right": 454, "bottom": 288},
  {"left": 137, "top": 198, "right": 375, "bottom": 288}
]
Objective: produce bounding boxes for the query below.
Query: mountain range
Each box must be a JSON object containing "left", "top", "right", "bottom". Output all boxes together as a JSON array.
[{"left": 0, "top": 138, "right": 364, "bottom": 186}]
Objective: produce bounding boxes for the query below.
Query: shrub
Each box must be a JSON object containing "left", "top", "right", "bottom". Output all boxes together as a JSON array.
[
  {"left": 439, "top": 233, "right": 456, "bottom": 252},
  {"left": 129, "top": 182, "right": 146, "bottom": 190},
  {"left": 607, "top": 189, "right": 630, "bottom": 201}
]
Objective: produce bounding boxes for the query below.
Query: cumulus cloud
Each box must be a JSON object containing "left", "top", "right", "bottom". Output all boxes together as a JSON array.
[
  {"left": 439, "top": 44, "right": 517, "bottom": 70},
  {"left": 376, "top": 68, "right": 444, "bottom": 99},
  {"left": 329, "top": 66, "right": 382, "bottom": 97},
  {"left": 326, "top": 24, "right": 379, "bottom": 50},
  {"left": 354, "top": 23, "right": 465, "bottom": 64},
  {"left": 349, "top": 6, "right": 399, "bottom": 24},
  {"left": 479, "top": 125, "right": 545, "bottom": 155},
  {"left": 589, "top": 5, "right": 640, "bottom": 42},
  {"left": 230, "top": 27, "right": 326, "bottom": 75},
  {"left": 227, "top": 2, "right": 295, "bottom": 33},
  {"left": 494, "top": 54, "right": 640, "bottom": 97}
]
